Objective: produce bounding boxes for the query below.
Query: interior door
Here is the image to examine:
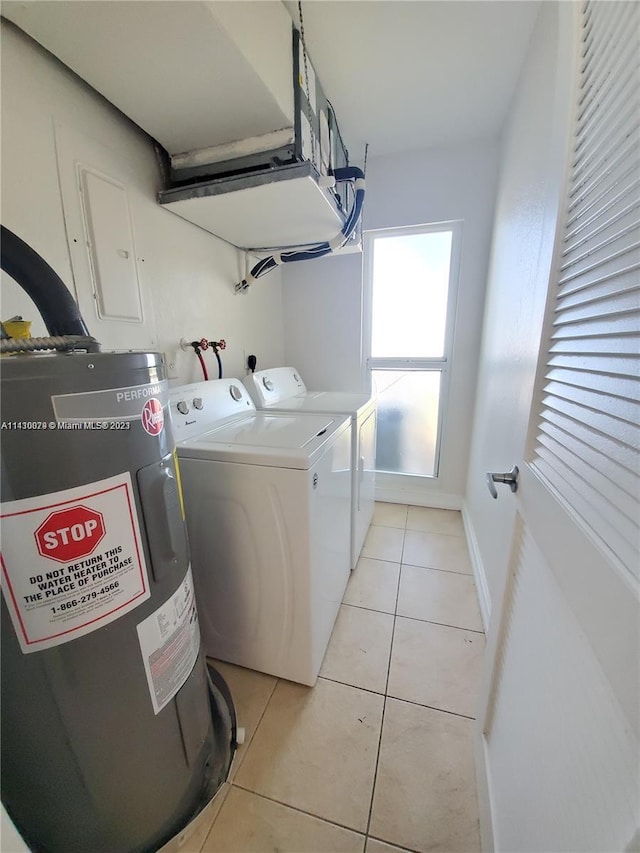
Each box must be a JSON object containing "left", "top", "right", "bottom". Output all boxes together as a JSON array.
[{"left": 476, "top": 3, "right": 640, "bottom": 850}]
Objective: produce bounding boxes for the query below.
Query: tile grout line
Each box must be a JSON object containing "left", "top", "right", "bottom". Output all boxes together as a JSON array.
[
  {"left": 406, "top": 529, "right": 466, "bottom": 540},
  {"left": 360, "top": 554, "right": 404, "bottom": 566},
  {"left": 317, "top": 674, "right": 386, "bottom": 698},
  {"left": 364, "top": 540, "right": 403, "bottom": 842},
  {"left": 400, "top": 561, "right": 474, "bottom": 577},
  {"left": 226, "top": 675, "right": 280, "bottom": 780},
  {"left": 362, "top": 657, "right": 389, "bottom": 841},
  {"left": 201, "top": 676, "right": 282, "bottom": 848},
  {"left": 367, "top": 834, "right": 424, "bottom": 853},
  {"left": 389, "top": 549, "right": 403, "bottom": 688},
  {"left": 404, "top": 510, "right": 466, "bottom": 539},
  {"left": 229, "top": 781, "right": 368, "bottom": 839},
  {"left": 359, "top": 554, "right": 403, "bottom": 566},
  {"left": 315, "top": 675, "right": 477, "bottom": 721},
  {"left": 341, "top": 601, "right": 397, "bottom": 618},
  {"left": 393, "top": 612, "right": 486, "bottom": 635},
  {"left": 385, "top": 694, "right": 477, "bottom": 722}
]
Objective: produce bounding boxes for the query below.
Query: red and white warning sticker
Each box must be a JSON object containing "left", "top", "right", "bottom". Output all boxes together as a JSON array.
[
  {"left": 0, "top": 472, "right": 150, "bottom": 653},
  {"left": 136, "top": 567, "right": 201, "bottom": 715}
]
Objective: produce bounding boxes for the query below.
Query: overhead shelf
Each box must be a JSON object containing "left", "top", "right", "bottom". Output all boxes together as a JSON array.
[
  {"left": 159, "top": 163, "right": 344, "bottom": 250},
  {"left": 3, "top": 1, "right": 358, "bottom": 253}
]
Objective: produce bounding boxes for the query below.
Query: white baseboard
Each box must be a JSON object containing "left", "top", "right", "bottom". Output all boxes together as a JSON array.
[
  {"left": 461, "top": 503, "right": 491, "bottom": 631},
  {"left": 375, "top": 485, "right": 462, "bottom": 510},
  {"left": 474, "top": 727, "right": 496, "bottom": 853},
  {"left": 463, "top": 503, "right": 494, "bottom": 851}
]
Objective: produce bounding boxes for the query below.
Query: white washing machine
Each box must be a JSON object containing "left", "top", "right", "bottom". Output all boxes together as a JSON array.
[
  {"left": 169, "top": 378, "right": 351, "bottom": 686},
  {"left": 244, "top": 367, "right": 376, "bottom": 569}
]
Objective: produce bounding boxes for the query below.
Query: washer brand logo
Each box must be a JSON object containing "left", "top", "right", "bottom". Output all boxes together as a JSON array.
[
  {"left": 141, "top": 398, "right": 164, "bottom": 436},
  {"left": 35, "top": 506, "right": 106, "bottom": 563}
]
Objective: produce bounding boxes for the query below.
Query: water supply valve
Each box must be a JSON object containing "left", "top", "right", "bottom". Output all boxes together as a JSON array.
[{"left": 178, "top": 337, "right": 224, "bottom": 354}]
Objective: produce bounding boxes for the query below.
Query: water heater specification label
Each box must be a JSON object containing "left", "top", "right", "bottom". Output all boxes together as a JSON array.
[
  {"left": 136, "top": 567, "right": 201, "bottom": 715},
  {"left": 0, "top": 473, "right": 150, "bottom": 653}
]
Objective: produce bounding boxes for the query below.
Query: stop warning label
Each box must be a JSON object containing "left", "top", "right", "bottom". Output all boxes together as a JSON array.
[
  {"left": 1, "top": 472, "right": 150, "bottom": 653},
  {"left": 35, "top": 506, "right": 106, "bottom": 562}
]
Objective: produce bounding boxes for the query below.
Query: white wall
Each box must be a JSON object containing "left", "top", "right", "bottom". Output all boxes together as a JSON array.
[
  {"left": 282, "top": 139, "right": 500, "bottom": 505},
  {"left": 462, "top": 4, "right": 565, "bottom": 621},
  {"left": 0, "top": 21, "right": 285, "bottom": 383},
  {"left": 281, "top": 251, "right": 364, "bottom": 391}
]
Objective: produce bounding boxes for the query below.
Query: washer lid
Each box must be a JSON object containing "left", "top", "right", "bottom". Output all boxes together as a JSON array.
[{"left": 176, "top": 411, "right": 350, "bottom": 468}]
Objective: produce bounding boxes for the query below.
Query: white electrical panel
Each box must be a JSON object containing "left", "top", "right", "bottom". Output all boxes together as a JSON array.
[{"left": 79, "top": 167, "right": 143, "bottom": 323}]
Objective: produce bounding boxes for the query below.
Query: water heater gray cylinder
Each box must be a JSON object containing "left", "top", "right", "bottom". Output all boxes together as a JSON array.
[{"left": 1, "top": 351, "right": 232, "bottom": 853}]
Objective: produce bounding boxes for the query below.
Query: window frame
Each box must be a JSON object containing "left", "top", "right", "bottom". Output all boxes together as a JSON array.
[{"left": 362, "top": 220, "right": 463, "bottom": 479}]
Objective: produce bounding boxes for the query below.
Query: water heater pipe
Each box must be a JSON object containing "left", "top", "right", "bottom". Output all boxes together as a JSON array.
[{"left": 0, "top": 225, "right": 99, "bottom": 348}]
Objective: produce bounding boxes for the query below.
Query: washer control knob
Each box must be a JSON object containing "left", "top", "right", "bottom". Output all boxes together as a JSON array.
[
  {"left": 192, "top": 397, "right": 203, "bottom": 410},
  {"left": 176, "top": 401, "right": 189, "bottom": 415},
  {"left": 262, "top": 378, "right": 274, "bottom": 391},
  {"left": 229, "top": 385, "right": 243, "bottom": 401}
]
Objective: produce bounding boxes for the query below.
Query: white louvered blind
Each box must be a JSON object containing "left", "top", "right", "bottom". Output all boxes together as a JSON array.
[{"left": 532, "top": 0, "right": 640, "bottom": 581}]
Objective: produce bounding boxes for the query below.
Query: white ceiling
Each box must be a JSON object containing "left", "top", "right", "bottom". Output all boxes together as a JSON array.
[
  {"left": 285, "top": 0, "right": 540, "bottom": 159},
  {"left": 3, "top": 0, "right": 541, "bottom": 163},
  {"left": 2, "top": 0, "right": 297, "bottom": 154}
]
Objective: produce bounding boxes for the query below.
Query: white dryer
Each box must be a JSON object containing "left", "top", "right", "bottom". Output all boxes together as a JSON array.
[
  {"left": 169, "top": 379, "right": 351, "bottom": 686},
  {"left": 244, "top": 367, "right": 376, "bottom": 568}
]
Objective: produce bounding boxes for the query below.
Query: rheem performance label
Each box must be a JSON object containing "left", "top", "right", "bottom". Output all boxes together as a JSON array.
[{"left": 0, "top": 473, "right": 150, "bottom": 653}]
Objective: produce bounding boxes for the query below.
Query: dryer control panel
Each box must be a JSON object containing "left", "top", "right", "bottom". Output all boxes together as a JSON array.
[
  {"left": 244, "top": 366, "right": 306, "bottom": 407},
  {"left": 169, "top": 379, "right": 254, "bottom": 442}
]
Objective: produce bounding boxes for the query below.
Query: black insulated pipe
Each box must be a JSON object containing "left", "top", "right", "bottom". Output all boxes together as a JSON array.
[{"left": 0, "top": 225, "right": 96, "bottom": 341}]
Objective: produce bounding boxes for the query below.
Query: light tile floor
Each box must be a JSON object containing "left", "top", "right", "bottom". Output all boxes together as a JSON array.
[{"left": 177, "top": 504, "right": 485, "bottom": 853}]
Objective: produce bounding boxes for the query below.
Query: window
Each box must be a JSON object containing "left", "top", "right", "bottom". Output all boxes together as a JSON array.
[{"left": 363, "top": 222, "right": 461, "bottom": 478}]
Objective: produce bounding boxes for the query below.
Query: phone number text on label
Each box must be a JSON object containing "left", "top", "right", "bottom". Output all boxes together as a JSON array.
[{"left": 50, "top": 582, "right": 120, "bottom": 614}]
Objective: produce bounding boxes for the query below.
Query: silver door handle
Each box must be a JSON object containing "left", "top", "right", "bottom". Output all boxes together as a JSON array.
[{"left": 486, "top": 466, "right": 519, "bottom": 499}]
